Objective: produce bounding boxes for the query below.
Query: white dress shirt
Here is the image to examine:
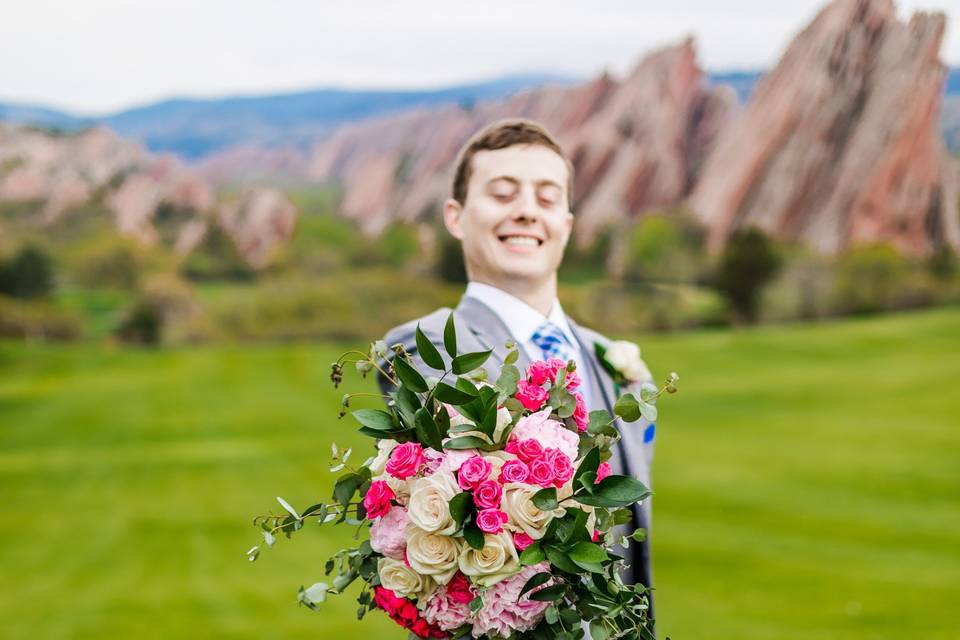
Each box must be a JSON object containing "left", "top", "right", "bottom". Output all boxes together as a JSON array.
[{"left": 463, "top": 282, "right": 595, "bottom": 410}]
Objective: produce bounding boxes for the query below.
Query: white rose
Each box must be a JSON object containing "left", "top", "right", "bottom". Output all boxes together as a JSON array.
[
  {"left": 405, "top": 524, "right": 461, "bottom": 585},
  {"left": 385, "top": 475, "right": 411, "bottom": 506},
  {"left": 457, "top": 531, "right": 520, "bottom": 587},
  {"left": 378, "top": 557, "right": 434, "bottom": 599},
  {"left": 605, "top": 340, "right": 650, "bottom": 382},
  {"left": 502, "top": 483, "right": 565, "bottom": 540},
  {"left": 407, "top": 470, "right": 459, "bottom": 534},
  {"left": 369, "top": 438, "right": 397, "bottom": 475}
]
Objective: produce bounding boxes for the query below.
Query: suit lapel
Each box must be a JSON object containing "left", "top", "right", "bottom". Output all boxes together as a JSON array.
[{"left": 454, "top": 295, "right": 532, "bottom": 375}]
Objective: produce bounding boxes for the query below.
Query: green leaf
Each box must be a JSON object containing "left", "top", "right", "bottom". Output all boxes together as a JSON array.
[
  {"left": 545, "top": 604, "right": 559, "bottom": 624},
  {"left": 613, "top": 393, "right": 641, "bottom": 422},
  {"left": 444, "top": 313, "right": 458, "bottom": 358},
  {"left": 276, "top": 496, "right": 300, "bottom": 519},
  {"left": 574, "top": 447, "right": 601, "bottom": 488},
  {"left": 589, "top": 620, "right": 612, "bottom": 640},
  {"left": 587, "top": 410, "right": 614, "bottom": 436},
  {"left": 414, "top": 408, "right": 443, "bottom": 451},
  {"left": 351, "top": 409, "right": 395, "bottom": 431},
  {"left": 531, "top": 487, "right": 558, "bottom": 511},
  {"left": 630, "top": 527, "right": 647, "bottom": 542},
  {"left": 545, "top": 547, "right": 581, "bottom": 574},
  {"left": 568, "top": 541, "right": 609, "bottom": 573},
  {"left": 504, "top": 348, "right": 519, "bottom": 365},
  {"left": 519, "top": 541, "right": 545, "bottom": 565},
  {"left": 455, "top": 377, "right": 480, "bottom": 397},
  {"left": 452, "top": 350, "right": 493, "bottom": 375},
  {"left": 463, "top": 524, "right": 484, "bottom": 550},
  {"left": 469, "top": 595, "right": 483, "bottom": 615},
  {"left": 333, "top": 473, "right": 364, "bottom": 507},
  {"left": 415, "top": 325, "right": 446, "bottom": 370},
  {"left": 495, "top": 364, "right": 521, "bottom": 397},
  {"left": 576, "top": 475, "right": 651, "bottom": 508},
  {"left": 638, "top": 400, "right": 658, "bottom": 422},
  {"left": 443, "top": 435, "right": 490, "bottom": 450},
  {"left": 394, "top": 358, "right": 428, "bottom": 393},
  {"left": 528, "top": 584, "right": 565, "bottom": 602},
  {"left": 519, "top": 572, "right": 552, "bottom": 599},
  {"left": 394, "top": 386, "right": 421, "bottom": 427},
  {"left": 639, "top": 382, "right": 659, "bottom": 403},
  {"left": 433, "top": 382, "right": 476, "bottom": 405},
  {"left": 448, "top": 492, "right": 474, "bottom": 529}
]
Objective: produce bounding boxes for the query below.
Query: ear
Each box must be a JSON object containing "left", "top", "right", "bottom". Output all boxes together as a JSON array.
[{"left": 443, "top": 198, "right": 465, "bottom": 240}]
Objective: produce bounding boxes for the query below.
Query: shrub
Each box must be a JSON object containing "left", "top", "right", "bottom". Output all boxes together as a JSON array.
[
  {"left": 623, "top": 212, "right": 707, "bottom": 284},
  {"left": 714, "top": 228, "right": 782, "bottom": 323},
  {"left": 831, "top": 244, "right": 936, "bottom": 314},
  {"left": 435, "top": 233, "right": 467, "bottom": 284},
  {"left": 0, "top": 295, "right": 82, "bottom": 340},
  {"left": 0, "top": 243, "right": 55, "bottom": 299}
]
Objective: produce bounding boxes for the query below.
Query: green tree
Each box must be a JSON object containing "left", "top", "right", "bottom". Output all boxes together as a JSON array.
[
  {"left": 0, "top": 244, "right": 55, "bottom": 299},
  {"left": 715, "top": 228, "right": 781, "bottom": 323},
  {"left": 435, "top": 233, "right": 467, "bottom": 284}
]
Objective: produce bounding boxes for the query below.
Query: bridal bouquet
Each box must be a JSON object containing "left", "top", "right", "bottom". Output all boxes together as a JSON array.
[{"left": 249, "top": 314, "right": 677, "bottom": 640}]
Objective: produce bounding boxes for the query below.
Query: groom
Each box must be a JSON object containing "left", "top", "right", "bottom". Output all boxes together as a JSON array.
[{"left": 378, "top": 119, "right": 657, "bottom": 610}]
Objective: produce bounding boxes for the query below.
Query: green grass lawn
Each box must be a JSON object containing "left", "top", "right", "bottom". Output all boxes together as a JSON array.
[{"left": 1, "top": 308, "right": 958, "bottom": 639}]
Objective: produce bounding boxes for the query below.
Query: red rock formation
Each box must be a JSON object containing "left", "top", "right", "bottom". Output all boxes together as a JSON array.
[
  {"left": 305, "top": 39, "right": 735, "bottom": 239},
  {"left": 0, "top": 124, "right": 295, "bottom": 268},
  {"left": 690, "top": 0, "right": 960, "bottom": 256}
]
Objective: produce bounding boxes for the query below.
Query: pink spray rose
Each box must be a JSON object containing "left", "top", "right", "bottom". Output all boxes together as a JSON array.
[
  {"left": 527, "top": 458, "right": 556, "bottom": 488},
  {"left": 386, "top": 442, "right": 425, "bottom": 480},
  {"left": 498, "top": 459, "right": 530, "bottom": 484},
  {"left": 514, "top": 439, "right": 544, "bottom": 463},
  {"left": 515, "top": 379, "right": 549, "bottom": 411},
  {"left": 512, "top": 408, "right": 580, "bottom": 462},
  {"left": 363, "top": 480, "right": 395, "bottom": 519},
  {"left": 526, "top": 360, "right": 553, "bottom": 386},
  {"left": 595, "top": 461, "right": 612, "bottom": 484},
  {"left": 474, "top": 479, "right": 503, "bottom": 510},
  {"left": 457, "top": 455, "right": 492, "bottom": 490},
  {"left": 544, "top": 448, "right": 574, "bottom": 487},
  {"left": 512, "top": 531, "right": 535, "bottom": 551},
  {"left": 572, "top": 392, "right": 589, "bottom": 432},
  {"left": 565, "top": 370, "right": 582, "bottom": 391},
  {"left": 476, "top": 508, "right": 509, "bottom": 534}
]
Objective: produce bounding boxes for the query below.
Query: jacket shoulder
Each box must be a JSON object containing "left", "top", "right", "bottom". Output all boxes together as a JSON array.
[{"left": 383, "top": 307, "right": 453, "bottom": 348}]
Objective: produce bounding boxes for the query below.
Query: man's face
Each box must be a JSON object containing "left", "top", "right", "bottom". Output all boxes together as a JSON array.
[{"left": 444, "top": 144, "right": 573, "bottom": 288}]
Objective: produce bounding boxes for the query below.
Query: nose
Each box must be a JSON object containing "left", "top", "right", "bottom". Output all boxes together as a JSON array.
[{"left": 512, "top": 186, "right": 540, "bottom": 223}]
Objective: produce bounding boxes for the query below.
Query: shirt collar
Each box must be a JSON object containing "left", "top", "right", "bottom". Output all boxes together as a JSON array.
[{"left": 464, "top": 282, "right": 579, "bottom": 350}]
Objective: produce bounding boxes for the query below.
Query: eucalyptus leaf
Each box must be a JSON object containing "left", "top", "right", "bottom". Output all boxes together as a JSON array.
[
  {"left": 276, "top": 496, "right": 300, "bottom": 519},
  {"left": 613, "top": 394, "right": 642, "bottom": 422}
]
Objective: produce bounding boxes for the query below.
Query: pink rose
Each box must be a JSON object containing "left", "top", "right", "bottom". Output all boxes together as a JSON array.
[
  {"left": 386, "top": 442, "right": 426, "bottom": 480},
  {"left": 473, "top": 479, "right": 503, "bottom": 510},
  {"left": 498, "top": 459, "right": 530, "bottom": 484},
  {"left": 544, "top": 448, "right": 574, "bottom": 487},
  {"left": 515, "top": 379, "right": 549, "bottom": 411},
  {"left": 363, "top": 480, "right": 395, "bottom": 519},
  {"left": 457, "top": 455, "right": 492, "bottom": 490},
  {"left": 370, "top": 506, "right": 409, "bottom": 559},
  {"left": 476, "top": 508, "right": 509, "bottom": 534},
  {"left": 546, "top": 358, "right": 567, "bottom": 383},
  {"left": 514, "top": 439, "right": 543, "bottom": 463},
  {"left": 565, "top": 370, "right": 582, "bottom": 391},
  {"left": 512, "top": 532, "right": 535, "bottom": 551},
  {"left": 512, "top": 408, "right": 580, "bottom": 462},
  {"left": 526, "top": 360, "right": 553, "bottom": 386},
  {"left": 528, "top": 458, "right": 555, "bottom": 488},
  {"left": 592, "top": 529, "right": 600, "bottom": 542},
  {"left": 572, "top": 392, "right": 589, "bottom": 432},
  {"left": 595, "top": 461, "right": 612, "bottom": 484}
]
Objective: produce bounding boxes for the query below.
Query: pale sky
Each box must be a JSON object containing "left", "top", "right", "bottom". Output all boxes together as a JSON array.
[{"left": 1, "top": 0, "right": 957, "bottom": 115}]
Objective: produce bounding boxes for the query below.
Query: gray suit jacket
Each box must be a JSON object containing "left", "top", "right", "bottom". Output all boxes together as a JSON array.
[{"left": 379, "top": 295, "right": 656, "bottom": 600}]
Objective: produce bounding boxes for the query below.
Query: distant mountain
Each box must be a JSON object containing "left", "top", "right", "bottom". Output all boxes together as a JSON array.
[
  {"left": 1, "top": 68, "right": 957, "bottom": 159},
  {"left": 0, "top": 74, "right": 576, "bottom": 160}
]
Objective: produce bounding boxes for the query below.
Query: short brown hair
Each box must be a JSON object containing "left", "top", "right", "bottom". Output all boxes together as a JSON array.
[{"left": 451, "top": 119, "right": 573, "bottom": 205}]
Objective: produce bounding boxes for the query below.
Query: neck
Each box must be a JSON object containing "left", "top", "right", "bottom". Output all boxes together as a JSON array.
[{"left": 470, "top": 276, "right": 557, "bottom": 316}]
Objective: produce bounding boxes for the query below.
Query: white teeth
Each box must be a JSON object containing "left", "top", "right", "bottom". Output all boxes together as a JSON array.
[{"left": 503, "top": 236, "right": 539, "bottom": 247}]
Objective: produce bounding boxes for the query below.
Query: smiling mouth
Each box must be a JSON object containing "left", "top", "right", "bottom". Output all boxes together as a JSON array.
[{"left": 498, "top": 235, "right": 543, "bottom": 247}]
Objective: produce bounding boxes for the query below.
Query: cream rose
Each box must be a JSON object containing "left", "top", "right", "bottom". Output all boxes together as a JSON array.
[
  {"left": 605, "top": 340, "right": 651, "bottom": 382},
  {"left": 369, "top": 438, "right": 398, "bottom": 475},
  {"left": 385, "top": 475, "right": 411, "bottom": 506},
  {"left": 502, "top": 483, "right": 565, "bottom": 540},
  {"left": 405, "top": 524, "right": 461, "bottom": 585},
  {"left": 482, "top": 451, "right": 516, "bottom": 482},
  {"left": 457, "top": 531, "right": 520, "bottom": 587},
  {"left": 378, "top": 557, "right": 434, "bottom": 598},
  {"left": 407, "top": 470, "right": 459, "bottom": 534}
]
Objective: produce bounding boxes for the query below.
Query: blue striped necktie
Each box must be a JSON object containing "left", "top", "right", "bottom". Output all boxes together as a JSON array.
[{"left": 530, "top": 321, "right": 573, "bottom": 363}]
